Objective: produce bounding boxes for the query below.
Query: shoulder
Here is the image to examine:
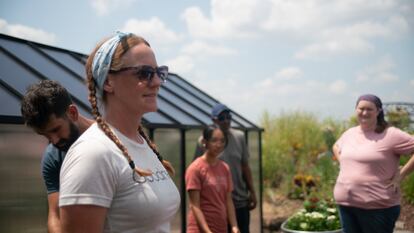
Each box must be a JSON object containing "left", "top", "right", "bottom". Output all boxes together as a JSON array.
[
  {"left": 42, "top": 144, "right": 64, "bottom": 166},
  {"left": 230, "top": 128, "right": 244, "bottom": 136},
  {"left": 385, "top": 126, "right": 413, "bottom": 139},
  {"left": 43, "top": 144, "right": 61, "bottom": 158},
  {"left": 229, "top": 128, "right": 246, "bottom": 140},
  {"left": 63, "top": 124, "right": 118, "bottom": 169},
  {"left": 339, "top": 126, "right": 358, "bottom": 138},
  {"left": 386, "top": 126, "right": 402, "bottom": 134},
  {"left": 219, "top": 160, "right": 230, "bottom": 170},
  {"left": 188, "top": 157, "right": 204, "bottom": 170}
]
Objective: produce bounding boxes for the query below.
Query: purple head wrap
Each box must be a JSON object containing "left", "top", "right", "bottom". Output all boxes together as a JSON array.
[{"left": 356, "top": 94, "right": 385, "bottom": 124}]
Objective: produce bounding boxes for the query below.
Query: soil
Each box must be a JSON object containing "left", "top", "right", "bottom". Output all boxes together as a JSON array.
[
  {"left": 397, "top": 198, "right": 414, "bottom": 231},
  {"left": 263, "top": 194, "right": 414, "bottom": 232}
]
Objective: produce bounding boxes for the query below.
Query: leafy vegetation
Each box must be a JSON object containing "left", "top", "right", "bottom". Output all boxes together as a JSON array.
[
  {"left": 261, "top": 111, "right": 346, "bottom": 199},
  {"left": 285, "top": 197, "right": 341, "bottom": 231},
  {"left": 261, "top": 108, "right": 414, "bottom": 204}
]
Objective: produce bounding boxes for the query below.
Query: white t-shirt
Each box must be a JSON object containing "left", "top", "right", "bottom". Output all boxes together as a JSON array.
[{"left": 60, "top": 123, "right": 180, "bottom": 233}]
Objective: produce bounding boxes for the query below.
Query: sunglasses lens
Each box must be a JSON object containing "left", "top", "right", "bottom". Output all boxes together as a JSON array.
[
  {"left": 218, "top": 113, "right": 231, "bottom": 121},
  {"left": 157, "top": 66, "right": 168, "bottom": 83},
  {"left": 136, "top": 68, "right": 154, "bottom": 81}
]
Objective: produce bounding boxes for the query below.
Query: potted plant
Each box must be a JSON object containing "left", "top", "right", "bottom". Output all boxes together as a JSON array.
[{"left": 281, "top": 197, "right": 342, "bottom": 233}]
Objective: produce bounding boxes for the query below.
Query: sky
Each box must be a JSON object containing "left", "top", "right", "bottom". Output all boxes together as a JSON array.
[{"left": 1, "top": 0, "right": 413, "bottom": 124}]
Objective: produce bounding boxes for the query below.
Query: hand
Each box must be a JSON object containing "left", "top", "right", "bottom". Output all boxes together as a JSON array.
[
  {"left": 248, "top": 192, "right": 257, "bottom": 210},
  {"left": 231, "top": 226, "right": 240, "bottom": 233},
  {"left": 386, "top": 166, "right": 402, "bottom": 193}
]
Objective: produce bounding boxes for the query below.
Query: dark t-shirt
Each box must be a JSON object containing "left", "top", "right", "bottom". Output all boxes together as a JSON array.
[{"left": 41, "top": 144, "right": 66, "bottom": 194}]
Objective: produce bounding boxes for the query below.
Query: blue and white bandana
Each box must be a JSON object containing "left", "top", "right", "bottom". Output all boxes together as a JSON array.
[{"left": 91, "top": 31, "right": 132, "bottom": 99}]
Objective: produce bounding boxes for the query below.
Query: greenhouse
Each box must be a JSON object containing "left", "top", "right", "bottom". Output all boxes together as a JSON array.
[{"left": 0, "top": 33, "right": 263, "bottom": 233}]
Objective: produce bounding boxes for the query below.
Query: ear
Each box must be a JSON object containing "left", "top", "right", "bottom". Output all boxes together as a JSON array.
[
  {"left": 103, "top": 76, "right": 115, "bottom": 93},
  {"left": 201, "top": 139, "right": 208, "bottom": 149},
  {"left": 67, "top": 104, "right": 79, "bottom": 122}
]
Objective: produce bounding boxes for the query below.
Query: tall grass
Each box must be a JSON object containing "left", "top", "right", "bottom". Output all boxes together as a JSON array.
[{"left": 261, "top": 111, "right": 344, "bottom": 199}]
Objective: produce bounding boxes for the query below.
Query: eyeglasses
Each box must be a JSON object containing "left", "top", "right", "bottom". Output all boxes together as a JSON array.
[
  {"left": 109, "top": 65, "right": 168, "bottom": 84},
  {"left": 217, "top": 112, "right": 232, "bottom": 122},
  {"left": 208, "top": 138, "right": 226, "bottom": 144}
]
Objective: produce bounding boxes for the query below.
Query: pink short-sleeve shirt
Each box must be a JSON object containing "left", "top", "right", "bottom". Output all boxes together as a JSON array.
[
  {"left": 334, "top": 126, "right": 414, "bottom": 209},
  {"left": 185, "top": 157, "right": 233, "bottom": 233}
]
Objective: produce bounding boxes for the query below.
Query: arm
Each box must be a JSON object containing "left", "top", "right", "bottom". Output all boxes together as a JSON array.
[
  {"left": 400, "top": 154, "right": 414, "bottom": 181},
  {"left": 47, "top": 192, "right": 61, "bottom": 233},
  {"left": 241, "top": 162, "right": 257, "bottom": 210},
  {"left": 60, "top": 205, "right": 107, "bottom": 233},
  {"left": 188, "top": 190, "right": 212, "bottom": 233},
  {"left": 226, "top": 192, "right": 240, "bottom": 233},
  {"left": 332, "top": 143, "right": 340, "bottom": 161}
]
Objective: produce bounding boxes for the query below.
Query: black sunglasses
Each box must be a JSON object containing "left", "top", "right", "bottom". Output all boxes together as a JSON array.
[
  {"left": 217, "top": 112, "right": 232, "bottom": 122},
  {"left": 109, "top": 65, "right": 168, "bottom": 84}
]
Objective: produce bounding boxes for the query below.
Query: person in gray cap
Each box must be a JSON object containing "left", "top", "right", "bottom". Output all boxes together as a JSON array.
[{"left": 194, "top": 103, "right": 257, "bottom": 233}]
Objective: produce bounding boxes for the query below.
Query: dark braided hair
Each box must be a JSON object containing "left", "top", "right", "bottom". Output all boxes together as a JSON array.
[{"left": 86, "top": 34, "right": 174, "bottom": 177}]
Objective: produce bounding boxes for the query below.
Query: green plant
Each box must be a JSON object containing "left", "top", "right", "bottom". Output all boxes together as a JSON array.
[
  {"left": 261, "top": 111, "right": 343, "bottom": 199},
  {"left": 285, "top": 197, "right": 341, "bottom": 231},
  {"left": 400, "top": 156, "right": 414, "bottom": 204}
]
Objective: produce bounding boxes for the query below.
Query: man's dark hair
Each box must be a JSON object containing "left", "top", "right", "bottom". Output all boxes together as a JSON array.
[{"left": 21, "top": 80, "right": 72, "bottom": 129}]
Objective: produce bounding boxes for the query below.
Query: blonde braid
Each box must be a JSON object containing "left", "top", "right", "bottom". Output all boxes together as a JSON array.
[
  {"left": 87, "top": 76, "right": 151, "bottom": 177},
  {"left": 138, "top": 126, "right": 175, "bottom": 176}
]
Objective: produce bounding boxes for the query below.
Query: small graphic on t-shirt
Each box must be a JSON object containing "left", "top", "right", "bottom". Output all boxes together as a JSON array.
[{"left": 133, "top": 168, "right": 170, "bottom": 184}]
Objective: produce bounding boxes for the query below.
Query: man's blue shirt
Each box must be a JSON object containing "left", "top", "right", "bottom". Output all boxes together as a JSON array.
[{"left": 41, "top": 144, "right": 66, "bottom": 194}]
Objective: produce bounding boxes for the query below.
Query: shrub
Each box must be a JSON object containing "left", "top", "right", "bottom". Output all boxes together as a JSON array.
[{"left": 261, "top": 111, "right": 342, "bottom": 199}]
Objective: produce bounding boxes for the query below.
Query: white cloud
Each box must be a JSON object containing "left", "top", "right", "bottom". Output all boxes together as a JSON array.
[
  {"left": 165, "top": 55, "right": 194, "bottom": 75},
  {"left": 0, "top": 19, "right": 57, "bottom": 45},
  {"left": 181, "top": 0, "right": 411, "bottom": 60},
  {"left": 182, "top": 0, "right": 266, "bottom": 39},
  {"left": 410, "top": 80, "right": 414, "bottom": 87},
  {"left": 274, "top": 67, "right": 303, "bottom": 81},
  {"left": 261, "top": 0, "right": 324, "bottom": 32},
  {"left": 329, "top": 80, "right": 347, "bottom": 94},
  {"left": 256, "top": 67, "right": 302, "bottom": 88},
  {"left": 90, "top": 0, "right": 136, "bottom": 16},
  {"left": 121, "top": 17, "right": 182, "bottom": 46},
  {"left": 181, "top": 41, "right": 237, "bottom": 56},
  {"left": 356, "top": 56, "right": 399, "bottom": 83},
  {"left": 294, "top": 17, "right": 407, "bottom": 59}
]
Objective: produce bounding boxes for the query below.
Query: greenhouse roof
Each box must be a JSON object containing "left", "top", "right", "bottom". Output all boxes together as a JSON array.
[{"left": 0, "top": 33, "right": 261, "bottom": 131}]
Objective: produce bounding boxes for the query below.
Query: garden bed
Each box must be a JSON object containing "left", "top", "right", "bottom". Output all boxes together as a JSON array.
[{"left": 263, "top": 194, "right": 414, "bottom": 232}]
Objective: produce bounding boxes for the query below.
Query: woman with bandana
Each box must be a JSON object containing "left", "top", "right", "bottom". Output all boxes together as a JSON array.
[
  {"left": 333, "top": 94, "right": 414, "bottom": 233},
  {"left": 59, "top": 32, "right": 180, "bottom": 233}
]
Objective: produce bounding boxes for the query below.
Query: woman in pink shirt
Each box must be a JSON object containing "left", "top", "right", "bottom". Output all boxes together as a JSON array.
[
  {"left": 333, "top": 94, "right": 414, "bottom": 233},
  {"left": 186, "top": 125, "right": 239, "bottom": 233}
]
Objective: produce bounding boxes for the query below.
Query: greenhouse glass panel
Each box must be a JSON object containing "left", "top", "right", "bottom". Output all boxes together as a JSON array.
[
  {"left": 0, "top": 50, "right": 43, "bottom": 93},
  {"left": 143, "top": 111, "right": 175, "bottom": 125},
  {"left": 163, "top": 80, "right": 213, "bottom": 112},
  {"left": 157, "top": 98, "right": 200, "bottom": 125},
  {"left": 0, "top": 124, "right": 48, "bottom": 233},
  {"left": 0, "top": 86, "right": 21, "bottom": 116},
  {"left": 248, "top": 131, "right": 261, "bottom": 233},
  {"left": 0, "top": 40, "right": 88, "bottom": 103},
  {"left": 40, "top": 48, "right": 86, "bottom": 79},
  {"left": 159, "top": 88, "right": 211, "bottom": 125},
  {"left": 168, "top": 75, "right": 217, "bottom": 106}
]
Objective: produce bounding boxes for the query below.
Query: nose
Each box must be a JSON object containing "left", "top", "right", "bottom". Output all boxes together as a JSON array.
[
  {"left": 48, "top": 134, "right": 60, "bottom": 145},
  {"left": 361, "top": 109, "right": 370, "bottom": 115},
  {"left": 150, "top": 73, "right": 162, "bottom": 87}
]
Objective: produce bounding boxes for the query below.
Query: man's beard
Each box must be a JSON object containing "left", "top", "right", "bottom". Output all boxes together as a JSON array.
[{"left": 55, "top": 121, "right": 80, "bottom": 152}]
